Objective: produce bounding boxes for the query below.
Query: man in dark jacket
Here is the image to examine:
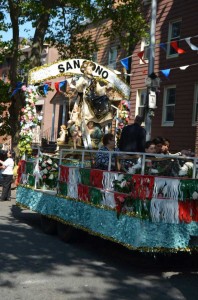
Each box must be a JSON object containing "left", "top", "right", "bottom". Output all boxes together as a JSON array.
[{"left": 119, "top": 115, "right": 146, "bottom": 153}]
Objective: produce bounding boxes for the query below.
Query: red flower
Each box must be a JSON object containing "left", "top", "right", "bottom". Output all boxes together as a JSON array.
[{"left": 116, "top": 195, "right": 125, "bottom": 203}]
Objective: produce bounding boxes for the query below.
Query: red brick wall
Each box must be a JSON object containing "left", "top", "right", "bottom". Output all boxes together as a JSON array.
[{"left": 130, "top": 0, "right": 198, "bottom": 152}]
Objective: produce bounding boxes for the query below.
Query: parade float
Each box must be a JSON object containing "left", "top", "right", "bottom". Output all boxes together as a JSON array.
[{"left": 15, "top": 59, "right": 198, "bottom": 253}]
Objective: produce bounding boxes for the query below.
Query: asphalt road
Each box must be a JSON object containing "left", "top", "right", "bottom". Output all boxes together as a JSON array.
[{"left": 0, "top": 188, "right": 198, "bottom": 300}]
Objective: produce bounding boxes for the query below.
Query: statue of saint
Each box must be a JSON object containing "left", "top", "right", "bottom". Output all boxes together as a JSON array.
[
  {"left": 87, "top": 121, "right": 103, "bottom": 149},
  {"left": 57, "top": 125, "right": 68, "bottom": 144},
  {"left": 69, "top": 124, "right": 82, "bottom": 149}
]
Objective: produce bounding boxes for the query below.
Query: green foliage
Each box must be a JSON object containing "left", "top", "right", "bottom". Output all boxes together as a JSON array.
[
  {"left": 18, "top": 136, "right": 33, "bottom": 156},
  {"left": 0, "top": 79, "right": 11, "bottom": 136},
  {"left": 0, "top": 0, "right": 147, "bottom": 145},
  {"left": 91, "top": 0, "right": 148, "bottom": 49},
  {"left": 0, "top": 0, "right": 147, "bottom": 66}
]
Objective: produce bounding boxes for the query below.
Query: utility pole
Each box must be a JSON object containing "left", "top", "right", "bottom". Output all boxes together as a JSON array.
[{"left": 144, "top": 0, "right": 158, "bottom": 141}]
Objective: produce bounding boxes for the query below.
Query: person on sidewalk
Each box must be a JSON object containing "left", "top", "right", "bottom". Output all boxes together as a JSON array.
[{"left": 0, "top": 150, "right": 15, "bottom": 201}]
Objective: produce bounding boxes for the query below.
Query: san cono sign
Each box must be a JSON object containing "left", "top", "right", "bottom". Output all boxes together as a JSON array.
[
  {"left": 58, "top": 60, "right": 108, "bottom": 79},
  {"left": 28, "top": 58, "right": 130, "bottom": 98}
]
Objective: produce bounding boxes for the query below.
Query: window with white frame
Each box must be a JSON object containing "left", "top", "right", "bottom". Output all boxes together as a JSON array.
[
  {"left": 140, "top": 36, "right": 150, "bottom": 63},
  {"left": 167, "top": 20, "right": 182, "bottom": 57},
  {"left": 108, "top": 46, "right": 117, "bottom": 69},
  {"left": 136, "top": 89, "right": 147, "bottom": 117},
  {"left": 192, "top": 84, "right": 198, "bottom": 125},
  {"left": 92, "top": 52, "right": 98, "bottom": 63},
  {"left": 162, "top": 86, "right": 176, "bottom": 125}
]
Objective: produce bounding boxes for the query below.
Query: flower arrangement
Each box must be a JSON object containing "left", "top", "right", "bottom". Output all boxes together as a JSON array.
[
  {"left": 38, "top": 154, "right": 59, "bottom": 188},
  {"left": 178, "top": 161, "right": 193, "bottom": 177},
  {"left": 115, "top": 193, "right": 150, "bottom": 219},
  {"left": 113, "top": 173, "right": 133, "bottom": 193},
  {"left": 18, "top": 85, "right": 42, "bottom": 156}
]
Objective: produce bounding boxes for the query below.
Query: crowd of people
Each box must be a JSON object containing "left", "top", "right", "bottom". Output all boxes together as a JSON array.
[
  {"left": 0, "top": 116, "right": 194, "bottom": 193},
  {"left": 94, "top": 115, "right": 194, "bottom": 172}
]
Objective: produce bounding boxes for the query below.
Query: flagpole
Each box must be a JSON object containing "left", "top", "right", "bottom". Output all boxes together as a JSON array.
[{"left": 145, "top": 0, "right": 157, "bottom": 141}]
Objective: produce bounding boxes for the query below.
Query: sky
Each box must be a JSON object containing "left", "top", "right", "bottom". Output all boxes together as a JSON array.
[{"left": 0, "top": 22, "right": 34, "bottom": 41}]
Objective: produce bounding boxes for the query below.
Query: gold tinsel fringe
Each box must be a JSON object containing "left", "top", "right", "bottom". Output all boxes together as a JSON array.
[{"left": 16, "top": 201, "right": 197, "bottom": 254}]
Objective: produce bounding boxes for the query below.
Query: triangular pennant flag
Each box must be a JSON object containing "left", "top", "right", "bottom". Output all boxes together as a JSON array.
[
  {"left": 170, "top": 41, "right": 186, "bottom": 54},
  {"left": 43, "top": 84, "right": 50, "bottom": 95},
  {"left": 179, "top": 65, "right": 189, "bottom": 70},
  {"left": 11, "top": 82, "right": 24, "bottom": 97},
  {"left": 120, "top": 57, "right": 129, "bottom": 70},
  {"left": 161, "top": 69, "right": 171, "bottom": 78},
  {"left": 137, "top": 51, "right": 147, "bottom": 64},
  {"left": 59, "top": 80, "right": 67, "bottom": 90},
  {"left": 159, "top": 43, "right": 167, "bottom": 52},
  {"left": 36, "top": 83, "right": 49, "bottom": 96},
  {"left": 185, "top": 37, "right": 198, "bottom": 51},
  {"left": 54, "top": 82, "right": 60, "bottom": 92},
  {"left": 54, "top": 80, "right": 67, "bottom": 93}
]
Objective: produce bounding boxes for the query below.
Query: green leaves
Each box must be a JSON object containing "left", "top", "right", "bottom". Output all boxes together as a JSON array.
[{"left": 0, "top": 0, "right": 147, "bottom": 148}]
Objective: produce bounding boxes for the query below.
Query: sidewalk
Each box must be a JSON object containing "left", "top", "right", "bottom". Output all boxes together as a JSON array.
[
  {"left": 0, "top": 185, "right": 41, "bottom": 228},
  {"left": 0, "top": 183, "right": 16, "bottom": 203}
]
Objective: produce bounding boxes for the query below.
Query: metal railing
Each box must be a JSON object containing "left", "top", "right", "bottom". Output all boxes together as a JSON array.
[
  {"left": 42, "top": 127, "right": 58, "bottom": 143},
  {"left": 58, "top": 149, "right": 198, "bottom": 179}
]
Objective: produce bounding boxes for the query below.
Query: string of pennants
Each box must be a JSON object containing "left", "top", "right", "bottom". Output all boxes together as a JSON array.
[
  {"left": 11, "top": 60, "right": 198, "bottom": 97},
  {"left": 10, "top": 35, "right": 198, "bottom": 96},
  {"left": 160, "top": 62, "right": 198, "bottom": 78},
  {"left": 11, "top": 79, "right": 73, "bottom": 97},
  {"left": 120, "top": 35, "right": 198, "bottom": 77}
]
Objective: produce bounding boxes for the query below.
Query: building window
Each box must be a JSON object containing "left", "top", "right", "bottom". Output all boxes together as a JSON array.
[
  {"left": 192, "top": 84, "right": 198, "bottom": 125},
  {"left": 140, "top": 36, "right": 149, "bottom": 63},
  {"left": 136, "top": 89, "right": 147, "bottom": 117},
  {"left": 108, "top": 47, "right": 117, "bottom": 69},
  {"left": 162, "top": 86, "right": 176, "bottom": 126},
  {"left": 167, "top": 20, "right": 182, "bottom": 57},
  {"left": 92, "top": 52, "right": 98, "bottom": 63}
]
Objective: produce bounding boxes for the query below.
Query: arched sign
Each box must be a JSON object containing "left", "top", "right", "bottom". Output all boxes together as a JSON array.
[{"left": 28, "top": 58, "right": 130, "bottom": 98}]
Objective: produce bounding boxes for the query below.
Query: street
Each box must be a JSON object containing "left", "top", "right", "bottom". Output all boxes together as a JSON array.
[{"left": 0, "top": 188, "right": 197, "bottom": 300}]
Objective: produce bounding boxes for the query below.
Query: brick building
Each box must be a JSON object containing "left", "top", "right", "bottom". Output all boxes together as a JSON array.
[
  {"left": 131, "top": 0, "right": 198, "bottom": 153},
  {"left": 82, "top": 0, "right": 198, "bottom": 153},
  {"left": 1, "top": 0, "right": 198, "bottom": 154}
]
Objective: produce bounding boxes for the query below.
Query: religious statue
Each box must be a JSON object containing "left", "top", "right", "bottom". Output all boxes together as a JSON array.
[
  {"left": 69, "top": 123, "right": 82, "bottom": 149},
  {"left": 66, "top": 60, "right": 125, "bottom": 149},
  {"left": 87, "top": 121, "right": 103, "bottom": 149},
  {"left": 70, "top": 60, "right": 113, "bottom": 127},
  {"left": 57, "top": 125, "right": 68, "bottom": 144}
]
